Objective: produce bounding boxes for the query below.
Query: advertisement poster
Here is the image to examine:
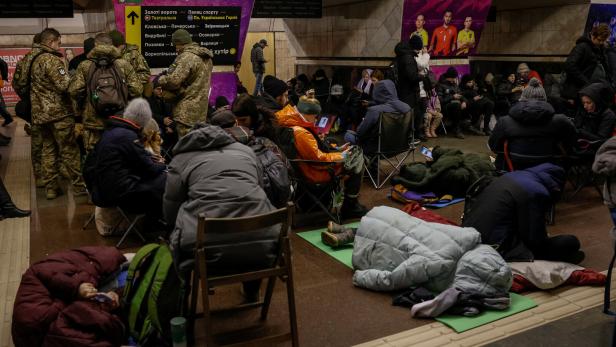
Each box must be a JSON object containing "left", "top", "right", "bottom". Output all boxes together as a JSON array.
[
  {"left": 401, "top": 0, "right": 492, "bottom": 58},
  {"left": 584, "top": 3, "right": 616, "bottom": 45},
  {"left": 0, "top": 47, "right": 83, "bottom": 106},
  {"left": 115, "top": 0, "right": 255, "bottom": 105}
]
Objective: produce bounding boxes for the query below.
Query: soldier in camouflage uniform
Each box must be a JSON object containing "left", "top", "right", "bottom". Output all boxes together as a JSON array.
[
  {"left": 30, "top": 28, "right": 86, "bottom": 199},
  {"left": 158, "top": 29, "right": 214, "bottom": 138},
  {"left": 69, "top": 33, "right": 143, "bottom": 152},
  {"left": 109, "top": 30, "right": 151, "bottom": 96},
  {"left": 12, "top": 33, "right": 45, "bottom": 188}
]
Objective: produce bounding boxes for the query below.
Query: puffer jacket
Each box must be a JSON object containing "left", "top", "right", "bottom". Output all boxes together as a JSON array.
[
  {"left": 69, "top": 45, "right": 143, "bottom": 130},
  {"left": 12, "top": 247, "right": 126, "bottom": 347},
  {"left": 394, "top": 41, "right": 421, "bottom": 106},
  {"left": 356, "top": 80, "right": 411, "bottom": 153},
  {"left": 563, "top": 36, "right": 607, "bottom": 99},
  {"left": 158, "top": 43, "right": 214, "bottom": 127},
  {"left": 352, "top": 206, "right": 511, "bottom": 295},
  {"left": 30, "top": 44, "right": 72, "bottom": 124},
  {"left": 274, "top": 104, "right": 343, "bottom": 183},
  {"left": 164, "top": 124, "right": 278, "bottom": 265},
  {"left": 489, "top": 100, "right": 577, "bottom": 171}
]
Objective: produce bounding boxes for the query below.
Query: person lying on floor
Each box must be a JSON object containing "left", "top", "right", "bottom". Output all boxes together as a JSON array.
[
  {"left": 163, "top": 123, "right": 279, "bottom": 302},
  {"left": 12, "top": 247, "right": 127, "bottom": 347},
  {"left": 462, "top": 163, "right": 584, "bottom": 264}
]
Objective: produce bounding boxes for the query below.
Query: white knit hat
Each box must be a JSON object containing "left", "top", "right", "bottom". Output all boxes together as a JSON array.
[{"left": 123, "top": 98, "right": 152, "bottom": 128}]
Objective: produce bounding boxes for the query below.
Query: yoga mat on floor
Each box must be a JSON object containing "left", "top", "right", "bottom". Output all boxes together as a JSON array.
[
  {"left": 296, "top": 222, "right": 360, "bottom": 269},
  {"left": 298, "top": 223, "right": 537, "bottom": 333},
  {"left": 424, "top": 198, "right": 465, "bottom": 209},
  {"left": 435, "top": 293, "right": 537, "bottom": 333}
]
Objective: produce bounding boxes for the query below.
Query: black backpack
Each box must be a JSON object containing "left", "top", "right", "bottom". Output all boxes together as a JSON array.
[
  {"left": 385, "top": 60, "right": 399, "bottom": 86},
  {"left": 87, "top": 58, "right": 129, "bottom": 117},
  {"left": 461, "top": 175, "right": 495, "bottom": 224},
  {"left": 13, "top": 52, "right": 44, "bottom": 123}
]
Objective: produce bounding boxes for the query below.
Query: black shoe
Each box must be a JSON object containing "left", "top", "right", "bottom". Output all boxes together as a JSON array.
[
  {"left": 341, "top": 199, "right": 368, "bottom": 219},
  {"left": 2, "top": 118, "right": 13, "bottom": 127},
  {"left": 0, "top": 204, "right": 31, "bottom": 219},
  {"left": 570, "top": 251, "right": 585, "bottom": 265},
  {"left": 483, "top": 129, "right": 491, "bottom": 136},
  {"left": 0, "top": 138, "right": 9, "bottom": 146}
]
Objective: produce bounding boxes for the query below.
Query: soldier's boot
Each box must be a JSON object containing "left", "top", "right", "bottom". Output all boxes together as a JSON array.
[
  {"left": 72, "top": 184, "right": 88, "bottom": 197},
  {"left": 46, "top": 187, "right": 63, "bottom": 200}
]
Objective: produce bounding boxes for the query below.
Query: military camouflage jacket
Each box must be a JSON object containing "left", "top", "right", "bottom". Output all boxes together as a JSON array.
[
  {"left": 30, "top": 44, "right": 72, "bottom": 124},
  {"left": 158, "top": 43, "right": 213, "bottom": 127},
  {"left": 122, "top": 44, "right": 151, "bottom": 85},
  {"left": 12, "top": 43, "right": 42, "bottom": 98},
  {"left": 69, "top": 44, "right": 143, "bottom": 129}
]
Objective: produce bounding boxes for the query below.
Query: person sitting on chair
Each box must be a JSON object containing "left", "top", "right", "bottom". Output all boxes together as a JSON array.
[
  {"left": 575, "top": 82, "right": 616, "bottom": 143},
  {"left": 489, "top": 78, "right": 577, "bottom": 171},
  {"left": 344, "top": 79, "right": 411, "bottom": 154},
  {"left": 84, "top": 98, "right": 167, "bottom": 227},
  {"left": 163, "top": 123, "right": 278, "bottom": 302}
]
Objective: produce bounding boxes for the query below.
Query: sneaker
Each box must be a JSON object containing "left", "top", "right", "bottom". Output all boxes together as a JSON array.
[
  {"left": 73, "top": 185, "right": 88, "bottom": 197},
  {"left": 321, "top": 229, "right": 355, "bottom": 248},
  {"left": 46, "top": 188, "right": 63, "bottom": 200}
]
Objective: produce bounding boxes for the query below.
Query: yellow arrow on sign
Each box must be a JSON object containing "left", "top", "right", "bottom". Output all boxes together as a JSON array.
[{"left": 125, "top": 6, "right": 141, "bottom": 51}]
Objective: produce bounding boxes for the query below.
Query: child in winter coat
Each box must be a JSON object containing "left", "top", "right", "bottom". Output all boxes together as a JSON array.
[{"left": 424, "top": 88, "right": 443, "bottom": 138}]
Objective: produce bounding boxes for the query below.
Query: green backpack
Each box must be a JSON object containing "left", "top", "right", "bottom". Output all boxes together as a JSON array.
[{"left": 123, "top": 243, "right": 185, "bottom": 346}]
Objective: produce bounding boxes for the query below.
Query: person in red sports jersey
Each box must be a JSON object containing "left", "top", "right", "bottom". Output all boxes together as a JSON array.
[{"left": 429, "top": 9, "right": 457, "bottom": 56}]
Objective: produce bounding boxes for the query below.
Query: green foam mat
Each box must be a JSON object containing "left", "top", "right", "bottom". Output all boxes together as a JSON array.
[
  {"left": 435, "top": 293, "right": 537, "bottom": 332},
  {"left": 296, "top": 222, "right": 359, "bottom": 269},
  {"left": 297, "top": 224, "right": 537, "bottom": 333}
]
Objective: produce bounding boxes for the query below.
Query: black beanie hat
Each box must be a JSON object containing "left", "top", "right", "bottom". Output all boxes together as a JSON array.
[
  {"left": 444, "top": 67, "right": 458, "bottom": 79},
  {"left": 460, "top": 74, "right": 474, "bottom": 87},
  {"left": 263, "top": 75, "right": 288, "bottom": 98},
  {"left": 409, "top": 34, "right": 423, "bottom": 50}
]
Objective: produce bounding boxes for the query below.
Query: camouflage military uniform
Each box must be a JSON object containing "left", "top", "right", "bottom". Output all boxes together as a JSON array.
[
  {"left": 69, "top": 44, "right": 143, "bottom": 152},
  {"left": 30, "top": 44, "right": 85, "bottom": 192},
  {"left": 122, "top": 44, "right": 151, "bottom": 94},
  {"left": 158, "top": 43, "right": 213, "bottom": 137},
  {"left": 12, "top": 43, "right": 44, "bottom": 183}
]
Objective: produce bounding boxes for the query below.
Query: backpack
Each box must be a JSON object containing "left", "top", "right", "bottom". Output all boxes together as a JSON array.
[
  {"left": 461, "top": 175, "right": 495, "bottom": 224},
  {"left": 385, "top": 60, "right": 399, "bottom": 86},
  {"left": 252, "top": 138, "right": 291, "bottom": 208},
  {"left": 12, "top": 51, "right": 44, "bottom": 123},
  {"left": 87, "top": 58, "right": 129, "bottom": 117},
  {"left": 123, "top": 243, "right": 184, "bottom": 346}
]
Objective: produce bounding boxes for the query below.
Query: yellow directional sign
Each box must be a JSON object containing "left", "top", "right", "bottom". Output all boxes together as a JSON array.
[{"left": 125, "top": 6, "right": 142, "bottom": 51}]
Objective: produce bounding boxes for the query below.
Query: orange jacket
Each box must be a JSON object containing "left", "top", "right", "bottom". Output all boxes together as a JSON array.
[{"left": 275, "top": 105, "right": 343, "bottom": 183}]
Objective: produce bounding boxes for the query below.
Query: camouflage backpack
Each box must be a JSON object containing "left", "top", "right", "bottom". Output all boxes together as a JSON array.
[{"left": 87, "top": 57, "right": 129, "bottom": 117}]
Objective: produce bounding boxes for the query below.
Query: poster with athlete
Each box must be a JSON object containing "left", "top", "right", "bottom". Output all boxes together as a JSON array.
[{"left": 401, "top": 0, "right": 492, "bottom": 57}]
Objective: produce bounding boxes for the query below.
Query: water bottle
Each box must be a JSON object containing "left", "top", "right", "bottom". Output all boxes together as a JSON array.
[{"left": 170, "top": 317, "right": 187, "bottom": 347}]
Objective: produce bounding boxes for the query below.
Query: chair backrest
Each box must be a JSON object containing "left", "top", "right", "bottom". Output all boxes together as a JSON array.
[
  {"left": 196, "top": 202, "right": 294, "bottom": 249},
  {"left": 377, "top": 111, "right": 413, "bottom": 154},
  {"left": 503, "top": 138, "right": 568, "bottom": 172}
]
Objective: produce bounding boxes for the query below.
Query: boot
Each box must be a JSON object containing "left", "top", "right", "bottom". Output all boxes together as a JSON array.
[
  {"left": 424, "top": 116, "right": 433, "bottom": 138},
  {"left": 340, "top": 198, "right": 368, "bottom": 219},
  {"left": 321, "top": 228, "right": 356, "bottom": 248},
  {"left": 454, "top": 125, "right": 465, "bottom": 139},
  {"left": 424, "top": 127, "right": 432, "bottom": 138},
  {"left": 73, "top": 185, "right": 88, "bottom": 197},
  {"left": 35, "top": 178, "right": 45, "bottom": 189},
  {"left": 46, "top": 187, "right": 63, "bottom": 200},
  {"left": 430, "top": 122, "right": 439, "bottom": 138},
  {"left": 0, "top": 204, "right": 31, "bottom": 219},
  {"left": 0, "top": 133, "right": 11, "bottom": 140},
  {"left": 328, "top": 221, "right": 351, "bottom": 234}
]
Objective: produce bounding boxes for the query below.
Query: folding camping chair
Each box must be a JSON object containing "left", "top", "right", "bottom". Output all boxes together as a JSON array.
[
  {"left": 364, "top": 111, "right": 415, "bottom": 189},
  {"left": 82, "top": 206, "right": 146, "bottom": 248}
]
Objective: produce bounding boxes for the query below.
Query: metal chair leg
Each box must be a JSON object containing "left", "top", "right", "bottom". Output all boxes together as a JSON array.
[{"left": 82, "top": 211, "right": 95, "bottom": 230}]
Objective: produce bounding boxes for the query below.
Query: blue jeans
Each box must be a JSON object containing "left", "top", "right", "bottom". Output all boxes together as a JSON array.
[{"left": 253, "top": 72, "right": 264, "bottom": 96}]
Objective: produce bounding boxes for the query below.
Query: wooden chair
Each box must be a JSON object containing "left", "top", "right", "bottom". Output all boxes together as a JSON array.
[{"left": 189, "top": 202, "right": 299, "bottom": 346}]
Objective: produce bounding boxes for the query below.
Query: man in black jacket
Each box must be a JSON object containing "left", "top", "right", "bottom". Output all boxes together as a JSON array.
[
  {"left": 0, "top": 58, "right": 13, "bottom": 127},
  {"left": 395, "top": 37, "right": 424, "bottom": 141},
  {"left": 563, "top": 24, "right": 610, "bottom": 101},
  {"left": 437, "top": 67, "right": 468, "bottom": 138}
]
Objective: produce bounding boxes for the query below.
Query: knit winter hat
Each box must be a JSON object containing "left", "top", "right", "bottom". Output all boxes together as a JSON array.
[
  {"left": 143, "top": 118, "right": 160, "bottom": 133},
  {"left": 108, "top": 30, "right": 125, "bottom": 47},
  {"left": 297, "top": 95, "right": 322, "bottom": 115},
  {"left": 443, "top": 67, "right": 458, "bottom": 79},
  {"left": 172, "top": 29, "right": 192, "bottom": 45},
  {"left": 520, "top": 78, "right": 547, "bottom": 101},
  {"left": 210, "top": 109, "right": 237, "bottom": 128},
  {"left": 410, "top": 34, "right": 423, "bottom": 50},
  {"left": 263, "top": 75, "right": 288, "bottom": 98},
  {"left": 123, "top": 98, "right": 153, "bottom": 128}
]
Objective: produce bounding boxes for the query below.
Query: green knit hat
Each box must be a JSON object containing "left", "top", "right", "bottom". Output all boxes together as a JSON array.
[
  {"left": 108, "top": 30, "right": 125, "bottom": 47},
  {"left": 172, "top": 29, "right": 192, "bottom": 45},
  {"left": 297, "top": 95, "right": 322, "bottom": 115}
]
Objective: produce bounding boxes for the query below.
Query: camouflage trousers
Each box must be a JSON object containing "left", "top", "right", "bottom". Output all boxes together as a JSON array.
[
  {"left": 175, "top": 122, "right": 193, "bottom": 138},
  {"left": 82, "top": 128, "right": 103, "bottom": 153},
  {"left": 31, "top": 124, "right": 43, "bottom": 180},
  {"left": 40, "top": 117, "right": 85, "bottom": 190}
]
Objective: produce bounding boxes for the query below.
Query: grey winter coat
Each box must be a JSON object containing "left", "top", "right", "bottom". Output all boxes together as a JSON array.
[
  {"left": 164, "top": 124, "right": 278, "bottom": 266},
  {"left": 352, "top": 206, "right": 511, "bottom": 296},
  {"left": 250, "top": 43, "right": 265, "bottom": 74}
]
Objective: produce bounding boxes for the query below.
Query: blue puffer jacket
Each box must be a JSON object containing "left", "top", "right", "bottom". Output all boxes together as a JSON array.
[{"left": 352, "top": 206, "right": 512, "bottom": 295}]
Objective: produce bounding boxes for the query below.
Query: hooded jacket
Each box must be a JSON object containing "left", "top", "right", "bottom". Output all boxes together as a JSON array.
[
  {"left": 394, "top": 41, "right": 421, "bottom": 105},
  {"left": 563, "top": 36, "right": 607, "bottom": 99},
  {"left": 274, "top": 104, "right": 343, "bottom": 183},
  {"left": 30, "top": 44, "right": 72, "bottom": 124},
  {"left": 158, "top": 43, "right": 214, "bottom": 128},
  {"left": 575, "top": 83, "right": 616, "bottom": 142},
  {"left": 489, "top": 100, "right": 577, "bottom": 171},
  {"left": 69, "top": 45, "right": 143, "bottom": 130},
  {"left": 462, "top": 163, "right": 565, "bottom": 261},
  {"left": 12, "top": 247, "right": 126, "bottom": 347},
  {"left": 356, "top": 80, "right": 411, "bottom": 153},
  {"left": 85, "top": 117, "right": 166, "bottom": 207},
  {"left": 250, "top": 43, "right": 265, "bottom": 73},
  {"left": 352, "top": 206, "right": 512, "bottom": 295},
  {"left": 164, "top": 124, "right": 278, "bottom": 264}
]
